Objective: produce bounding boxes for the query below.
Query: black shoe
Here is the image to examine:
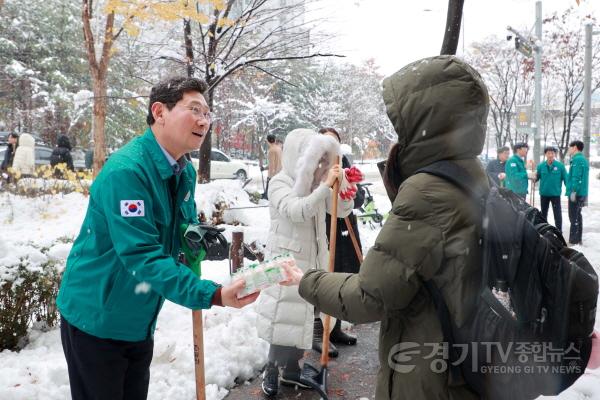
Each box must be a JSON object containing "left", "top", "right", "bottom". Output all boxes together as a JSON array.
[
  {"left": 330, "top": 320, "right": 357, "bottom": 345},
  {"left": 261, "top": 363, "right": 279, "bottom": 396},
  {"left": 280, "top": 367, "right": 311, "bottom": 389},
  {"left": 312, "top": 318, "right": 339, "bottom": 358}
]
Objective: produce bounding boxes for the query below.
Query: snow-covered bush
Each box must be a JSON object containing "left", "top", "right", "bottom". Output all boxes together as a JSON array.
[
  {"left": 0, "top": 238, "right": 69, "bottom": 351},
  {"left": 1, "top": 164, "right": 92, "bottom": 197}
]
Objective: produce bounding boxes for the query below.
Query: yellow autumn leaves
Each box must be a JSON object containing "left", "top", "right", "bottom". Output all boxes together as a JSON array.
[
  {"left": 104, "top": 0, "right": 235, "bottom": 37},
  {"left": 5, "top": 164, "right": 92, "bottom": 197}
]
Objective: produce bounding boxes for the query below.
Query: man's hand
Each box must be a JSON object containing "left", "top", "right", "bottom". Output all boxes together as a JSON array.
[
  {"left": 570, "top": 192, "right": 577, "bottom": 203},
  {"left": 221, "top": 279, "right": 260, "bottom": 308}
]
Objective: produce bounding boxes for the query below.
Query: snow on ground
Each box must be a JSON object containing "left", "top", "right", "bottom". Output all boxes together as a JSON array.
[{"left": 0, "top": 169, "right": 599, "bottom": 399}]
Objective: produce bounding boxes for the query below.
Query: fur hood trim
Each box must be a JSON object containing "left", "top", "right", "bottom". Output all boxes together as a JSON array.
[{"left": 281, "top": 129, "right": 340, "bottom": 197}]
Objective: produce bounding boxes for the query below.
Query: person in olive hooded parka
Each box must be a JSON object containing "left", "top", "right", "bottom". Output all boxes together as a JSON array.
[{"left": 295, "top": 56, "right": 489, "bottom": 399}]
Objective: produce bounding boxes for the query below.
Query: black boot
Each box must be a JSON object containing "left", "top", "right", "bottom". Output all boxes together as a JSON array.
[
  {"left": 261, "top": 362, "right": 279, "bottom": 396},
  {"left": 312, "top": 318, "right": 338, "bottom": 358},
  {"left": 330, "top": 319, "right": 357, "bottom": 345},
  {"left": 280, "top": 364, "right": 311, "bottom": 389}
]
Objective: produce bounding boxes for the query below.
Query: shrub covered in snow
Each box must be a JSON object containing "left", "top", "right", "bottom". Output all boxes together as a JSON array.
[
  {"left": 0, "top": 237, "right": 70, "bottom": 351},
  {"left": 1, "top": 164, "right": 92, "bottom": 197}
]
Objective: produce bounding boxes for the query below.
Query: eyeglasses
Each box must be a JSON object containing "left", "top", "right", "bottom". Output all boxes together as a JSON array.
[{"left": 182, "top": 105, "right": 213, "bottom": 122}]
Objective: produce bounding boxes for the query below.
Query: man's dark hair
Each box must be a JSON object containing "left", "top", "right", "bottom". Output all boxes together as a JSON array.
[
  {"left": 318, "top": 127, "right": 341, "bottom": 142},
  {"left": 569, "top": 140, "right": 584, "bottom": 151},
  {"left": 544, "top": 146, "right": 557, "bottom": 154},
  {"left": 513, "top": 142, "right": 529, "bottom": 152},
  {"left": 146, "top": 77, "right": 208, "bottom": 125},
  {"left": 266, "top": 134, "right": 276, "bottom": 144},
  {"left": 8, "top": 132, "right": 19, "bottom": 140},
  {"left": 497, "top": 146, "right": 509, "bottom": 154}
]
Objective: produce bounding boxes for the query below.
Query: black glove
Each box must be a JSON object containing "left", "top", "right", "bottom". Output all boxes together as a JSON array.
[{"left": 182, "top": 223, "right": 228, "bottom": 255}]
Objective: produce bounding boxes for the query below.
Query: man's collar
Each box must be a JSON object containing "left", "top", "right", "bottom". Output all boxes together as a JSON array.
[
  {"left": 143, "top": 128, "right": 187, "bottom": 178},
  {"left": 156, "top": 140, "right": 187, "bottom": 176}
]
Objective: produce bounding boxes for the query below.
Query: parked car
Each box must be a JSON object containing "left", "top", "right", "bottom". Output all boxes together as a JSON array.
[{"left": 190, "top": 149, "right": 248, "bottom": 180}]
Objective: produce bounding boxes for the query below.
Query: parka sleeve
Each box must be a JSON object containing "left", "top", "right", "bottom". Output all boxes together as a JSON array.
[
  {"left": 96, "top": 169, "right": 219, "bottom": 310},
  {"left": 299, "top": 194, "right": 445, "bottom": 323},
  {"left": 269, "top": 177, "right": 331, "bottom": 223}
]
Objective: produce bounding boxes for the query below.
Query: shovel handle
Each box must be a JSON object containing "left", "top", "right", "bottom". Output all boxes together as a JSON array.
[
  {"left": 321, "top": 177, "right": 340, "bottom": 367},
  {"left": 193, "top": 310, "right": 206, "bottom": 400},
  {"left": 344, "top": 216, "right": 363, "bottom": 263}
]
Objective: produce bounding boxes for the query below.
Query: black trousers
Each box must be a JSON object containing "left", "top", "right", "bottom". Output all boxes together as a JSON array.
[
  {"left": 540, "top": 196, "right": 562, "bottom": 232},
  {"left": 568, "top": 196, "right": 586, "bottom": 244},
  {"left": 60, "top": 315, "right": 154, "bottom": 400}
]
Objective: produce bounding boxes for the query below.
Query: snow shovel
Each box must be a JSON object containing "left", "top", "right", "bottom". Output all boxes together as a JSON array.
[
  {"left": 299, "top": 174, "right": 341, "bottom": 399},
  {"left": 344, "top": 216, "right": 363, "bottom": 263}
]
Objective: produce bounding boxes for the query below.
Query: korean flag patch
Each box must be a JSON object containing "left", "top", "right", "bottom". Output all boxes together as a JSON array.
[{"left": 120, "top": 200, "right": 145, "bottom": 217}]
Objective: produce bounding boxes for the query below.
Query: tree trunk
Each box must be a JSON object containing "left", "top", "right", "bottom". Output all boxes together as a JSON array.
[
  {"left": 82, "top": 0, "right": 115, "bottom": 177},
  {"left": 440, "top": 0, "right": 465, "bottom": 55},
  {"left": 198, "top": 89, "right": 214, "bottom": 183},
  {"left": 92, "top": 78, "right": 107, "bottom": 175}
]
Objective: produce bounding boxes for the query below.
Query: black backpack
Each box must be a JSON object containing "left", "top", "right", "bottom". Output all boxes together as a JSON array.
[{"left": 418, "top": 161, "right": 598, "bottom": 400}]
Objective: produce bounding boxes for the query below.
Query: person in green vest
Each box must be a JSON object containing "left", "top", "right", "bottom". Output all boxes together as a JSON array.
[
  {"left": 535, "top": 146, "right": 567, "bottom": 232},
  {"left": 56, "top": 76, "right": 259, "bottom": 400},
  {"left": 505, "top": 142, "right": 535, "bottom": 200},
  {"left": 566, "top": 140, "right": 590, "bottom": 245}
]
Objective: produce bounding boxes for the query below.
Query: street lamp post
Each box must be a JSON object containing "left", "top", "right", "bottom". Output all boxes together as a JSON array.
[
  {"left": 583, "top": 23, "right": 600, "bottom": 160},
  {"left": 507, "top": 1, "right": 543, "bottom": 165}
]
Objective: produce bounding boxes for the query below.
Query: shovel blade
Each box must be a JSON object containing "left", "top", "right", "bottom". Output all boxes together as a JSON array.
[{"left": 299, "top": 363, "right": 328, "bottom": 399}]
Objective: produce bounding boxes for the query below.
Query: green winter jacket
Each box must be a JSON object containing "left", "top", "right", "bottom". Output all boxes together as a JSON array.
[
  {"left": 566, "top": 152, "right": 589, "bottom": 197},
  {"left": 299, "top": 56, "right": 486, "bottom": 400},
  {"left": 57, "top": 128, "right": 219, "bottom": 341},
  {"left": 505, "top": 154, "right": 529, "bottom": 195},
  {"left": 536, "top": 160, "right": 567, "bottom": 197}
]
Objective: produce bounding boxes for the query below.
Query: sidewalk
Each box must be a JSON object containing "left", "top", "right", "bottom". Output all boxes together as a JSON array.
[{"left": 225, "top": 322, "right": 380, "bottom": 399}]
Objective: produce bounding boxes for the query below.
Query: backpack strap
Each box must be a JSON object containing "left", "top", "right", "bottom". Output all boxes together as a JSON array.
[{"left": 417, "top": 160, "right": 488, "bottom": 387}]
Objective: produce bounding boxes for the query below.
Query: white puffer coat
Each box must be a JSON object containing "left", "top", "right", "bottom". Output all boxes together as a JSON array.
[
  {"left": 255, "top": 129, "right": 353, "bottom": 349},
  {"left": 11, "top": 133, "right": 35, "bottom": 175}
]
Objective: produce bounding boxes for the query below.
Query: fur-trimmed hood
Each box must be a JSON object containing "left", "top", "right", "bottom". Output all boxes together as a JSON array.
[{"left": 281, "top": 128, "right": 341, "bottom": 197}]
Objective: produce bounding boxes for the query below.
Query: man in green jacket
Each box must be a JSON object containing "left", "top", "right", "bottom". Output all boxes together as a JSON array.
[
  {"left": 56, "top": 77, "right": 258, "bottom": 400},
  {"left": 284, "top": 56, "right": 486, "bottom": 399},
  {"left": 505, "top": 142, "right": 534, "bottom": 199},
  {"left": 536, "top": 146, "right": 567, "bottom": 232},
  {"left": 566, "top": 140, "right": 590, "bottom": 245}
]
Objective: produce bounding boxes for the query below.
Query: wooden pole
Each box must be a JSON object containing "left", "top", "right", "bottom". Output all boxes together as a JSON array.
[
  {"left": 320, "top": 176, "right": 340, "bottom": 367},
  {"left": 344, "top": 216, "right": 363, "bottom": 263},
  {"left": 192, "top": 310, "right": 206, "bottom": 400},
  {"left": 230, "top": 230, "right": 244, "bottom": 274}
]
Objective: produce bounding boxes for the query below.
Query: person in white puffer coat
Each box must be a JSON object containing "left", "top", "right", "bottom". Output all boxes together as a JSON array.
[
  {"left": 11, "top": 133, "right": 36, "bottom": 176},
  {"left": 256, "top": 128, "right": 353, "bottom": 396}
]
